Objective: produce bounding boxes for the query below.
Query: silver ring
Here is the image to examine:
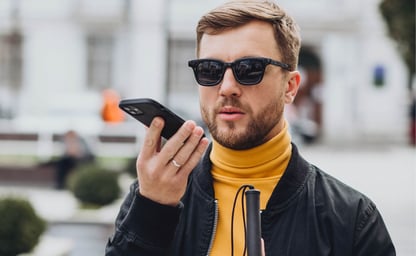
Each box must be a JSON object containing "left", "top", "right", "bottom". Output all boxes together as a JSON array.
[{"left": 172, "top": 159, "right": 182, "bottom": 168}]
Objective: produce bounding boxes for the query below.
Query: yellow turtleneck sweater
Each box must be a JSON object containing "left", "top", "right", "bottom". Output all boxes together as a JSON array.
[{"left": 209, "top": 121, "right": 292, "bottom": 256}]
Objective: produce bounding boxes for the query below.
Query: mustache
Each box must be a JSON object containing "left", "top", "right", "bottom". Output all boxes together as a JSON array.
[{"left": 216, "top": 97, "right": 244, "bottom": 110}]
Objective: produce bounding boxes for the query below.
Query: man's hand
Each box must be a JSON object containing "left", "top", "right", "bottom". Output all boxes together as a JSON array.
[{"left": 136, "top": 117, "right": 209, "bottom": 206}]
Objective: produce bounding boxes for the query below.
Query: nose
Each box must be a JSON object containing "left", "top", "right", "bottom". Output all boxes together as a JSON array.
[{"left": 219, "top": 68, "right": 242, "bottom": 97}]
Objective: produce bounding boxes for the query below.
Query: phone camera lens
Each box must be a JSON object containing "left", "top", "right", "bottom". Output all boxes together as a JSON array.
[{"left": 129, "top": 107, "right": 142, "bottom": 115}]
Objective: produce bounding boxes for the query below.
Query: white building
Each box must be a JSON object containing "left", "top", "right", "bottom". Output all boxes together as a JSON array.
[{"left": 0, "top": 0, "right": 410, "bottom": 156}]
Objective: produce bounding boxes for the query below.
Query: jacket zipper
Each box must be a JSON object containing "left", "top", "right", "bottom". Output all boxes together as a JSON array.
[{"left": 206, "top": 200, "right": 219, "bottom": 256}]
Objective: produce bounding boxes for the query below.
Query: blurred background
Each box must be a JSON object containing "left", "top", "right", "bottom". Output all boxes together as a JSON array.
[{"left": 0, "top": 0, "right": 414, "bottom": 255}]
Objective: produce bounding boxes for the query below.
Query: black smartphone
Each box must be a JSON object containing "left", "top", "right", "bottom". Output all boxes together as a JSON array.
[{"left": 119, "top": 98, "right": 186, "bottom": 139}]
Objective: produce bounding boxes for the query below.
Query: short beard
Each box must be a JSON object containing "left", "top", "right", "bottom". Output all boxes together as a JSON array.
[{"left": 201, "top": 98, "right": 284, "bottom": 150}]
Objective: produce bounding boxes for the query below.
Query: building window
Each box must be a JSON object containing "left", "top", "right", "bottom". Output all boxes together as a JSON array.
[
  {"left": 167, "top": 38, "right": 201, "bottom": 119},
  {"left": 0, "top": 31, "right": 23, "bottom": 89},
  {"left": 167, "top": 39, "right": 196, "bottom": 93},
  {"left": 86, "top": 34, "right": 113, "bottom": 90}
]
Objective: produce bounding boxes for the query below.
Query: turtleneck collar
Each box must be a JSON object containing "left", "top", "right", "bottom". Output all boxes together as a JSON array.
[{"left": 210, "top": 120, "right": 292, "bottom": 179}]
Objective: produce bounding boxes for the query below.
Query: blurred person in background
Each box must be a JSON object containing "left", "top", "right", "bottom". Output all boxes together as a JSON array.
[
  {"left": 291, "top": 48, "right": 323, "bottom": 144},
  {"left": 106, "top": 0, "right": 395, "bottom": 255},
  {"left": 101, "top": 88, "right": 125, "bottom": 123},
  {"left": 52, "top": 130, "right": 95, "bottom": 189},
  {"left": 410, "top": 94, "right": 416, "bottom": 146}
]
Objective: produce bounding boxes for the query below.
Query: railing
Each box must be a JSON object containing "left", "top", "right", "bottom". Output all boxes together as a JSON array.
[{"left": 0, "top": 122, "right": 144, "bottom": 160}]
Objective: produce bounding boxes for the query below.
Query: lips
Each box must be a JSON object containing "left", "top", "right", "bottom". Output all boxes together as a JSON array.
[
  {"left": 220, "top": 106, "right": 243, "bottom": 114},
  {"left": 218, "top": 106, "right": 245, "bottom": 121}
]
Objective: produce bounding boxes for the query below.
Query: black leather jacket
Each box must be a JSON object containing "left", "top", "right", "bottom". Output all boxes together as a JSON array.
[{"left": 106, "top": 144, "right": 395, "bottom": 255}]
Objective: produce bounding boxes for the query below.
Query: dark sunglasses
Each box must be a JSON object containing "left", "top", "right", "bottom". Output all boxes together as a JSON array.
[{"left": 188, "top": 57, "right": 291, "bottom": 86}]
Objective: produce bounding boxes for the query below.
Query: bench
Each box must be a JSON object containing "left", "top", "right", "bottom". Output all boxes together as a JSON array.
[
  {"left": 0, "top": 164, "right": 55, "bottom": 187},
  {"left": 0, "top": 122, "right": 144, "bottom": 159}
]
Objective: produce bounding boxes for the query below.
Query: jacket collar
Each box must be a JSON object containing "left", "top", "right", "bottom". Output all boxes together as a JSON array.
[{"left": 265, "top": 143, "right": 310, "bottom": 211}]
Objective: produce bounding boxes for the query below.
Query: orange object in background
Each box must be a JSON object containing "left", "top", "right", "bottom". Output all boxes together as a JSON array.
[{"left": 101, "top": 89, "right": 125, "bottom": 123}]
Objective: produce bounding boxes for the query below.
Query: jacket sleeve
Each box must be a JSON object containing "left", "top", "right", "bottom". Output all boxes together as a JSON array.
[
  {"left": 105, "top": 182, "right": 182, "bottom": 256},
  {"left": 353, "top": 200, "right": 396, "bottom": 256}
]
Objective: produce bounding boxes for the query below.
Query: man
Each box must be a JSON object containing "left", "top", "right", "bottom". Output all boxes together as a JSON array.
[
  {"left": 43, "top": 130, "right": 95, "bottom": 189},
  {"left": 106, "top": 0, "right": 395, "bottom": 255}
]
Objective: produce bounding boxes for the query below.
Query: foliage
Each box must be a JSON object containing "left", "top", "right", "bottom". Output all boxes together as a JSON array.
[
  {"left": 68, "top": 164, "right": 121, "bottom": 206},
  {"left": 379, "top": 0, "right": 415, "bottom": 88},
  {"left": 0, "top": 197, "right": 46, "bottom": 256},
  {"left": 123, "top": 157, "right": 137, "bottom": 177}
]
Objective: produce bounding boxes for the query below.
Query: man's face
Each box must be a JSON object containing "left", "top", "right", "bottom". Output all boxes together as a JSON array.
[{"left": 198, "top": 20, "right": 300, "bottom": 150}]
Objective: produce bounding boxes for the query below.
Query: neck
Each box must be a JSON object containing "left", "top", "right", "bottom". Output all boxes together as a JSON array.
[{"left": 210, "top": 120, "right": 292, "bottom": 178}]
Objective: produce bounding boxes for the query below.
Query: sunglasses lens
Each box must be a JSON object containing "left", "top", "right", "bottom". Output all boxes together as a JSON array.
[
  {"left": 195, "top": 60, "right": 224, "bottom": 86},
  {"left": 190, "top": 58, "right": 268, "bottom": 86},
  {"left": 234, "top": 59, "right": 265, "bottom": 85}
]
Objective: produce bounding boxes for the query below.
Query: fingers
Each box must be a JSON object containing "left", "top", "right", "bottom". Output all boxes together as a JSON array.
[
  {"left": 136, "top": 116, "right": 208, "bottom": 206},
  {"left": 139, "top": 117, "right": 164, "bottom": 161},
  {"left": 139, "top": 116, "right": 206, "bottom": 169},
  {"left": 159, "top": 120, "right": 206, "bottom": 167},
  {"left": 179, "top": 137, "right": 209, "bottom": 176},
  {"left": 168, "top": 126, "right": 209, "bottom": 177}
]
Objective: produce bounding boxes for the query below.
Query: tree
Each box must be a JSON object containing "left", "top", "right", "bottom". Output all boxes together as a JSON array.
[
  {"left": 379, "top": 0, "right": 415, "bottom": 90},
  {"left": 380, "top": 0, "right": 416, "bottom": 146}
]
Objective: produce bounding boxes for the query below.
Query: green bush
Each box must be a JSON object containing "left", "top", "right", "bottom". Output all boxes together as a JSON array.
[
  {"left": 68, "top": 164, "right": 121, "bottom": 206},
  {"left": 0, "top": 197, "right": 46, "bottom": 256},
  {"left": 123, "top": 157, "right": 137, "bottom": 177}
]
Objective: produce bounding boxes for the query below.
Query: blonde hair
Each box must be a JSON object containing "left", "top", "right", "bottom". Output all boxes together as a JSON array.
[{"left": 196, "top": 0, "right": 301, "bottom": 70}]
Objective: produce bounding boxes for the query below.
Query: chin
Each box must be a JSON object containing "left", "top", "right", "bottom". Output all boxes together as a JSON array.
[{"left": 213, "top": 129, "right": 250, "bottom": 148}]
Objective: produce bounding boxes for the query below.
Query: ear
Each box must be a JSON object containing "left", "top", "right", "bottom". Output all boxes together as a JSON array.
[{"left": 284, "top": 71, "right": 301, "bottom": 104}]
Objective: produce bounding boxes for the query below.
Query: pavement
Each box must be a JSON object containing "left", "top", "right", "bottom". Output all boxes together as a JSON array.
[
  {"left": 0, "top": 143, "right": 415, "bottom": 256},
  {"left": 300, "top": 143, "right": 416, "bottom": 256},
  {"left": 0, "top": 174, "right": 134, "bottom": 256}
]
